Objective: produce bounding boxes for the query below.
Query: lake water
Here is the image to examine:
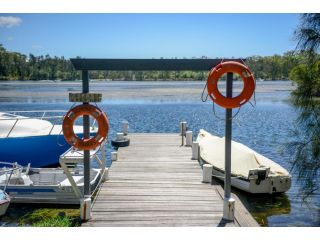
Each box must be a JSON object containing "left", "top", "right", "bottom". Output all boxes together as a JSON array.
[{"left": 0, "top": 80, "right": 319, "bottom": 227}]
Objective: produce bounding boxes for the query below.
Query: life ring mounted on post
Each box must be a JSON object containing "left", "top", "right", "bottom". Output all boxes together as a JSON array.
[
  {"left": 62, "top": 104, "right": 109, "bottom": 151},
  {"left": 207, "top": 61, "right": 255, "bottom": 109}
]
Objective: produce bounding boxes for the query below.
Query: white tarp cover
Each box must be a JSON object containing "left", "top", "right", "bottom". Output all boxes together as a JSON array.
[
  {"left": 0, "top": 115, "right": 53, "bottom": 137},
  {"left": 197, "top": 129, "right": 289, "bottom": 178},
  {"left": 0, "top": 112, "right": 84, "bottom": 137}
]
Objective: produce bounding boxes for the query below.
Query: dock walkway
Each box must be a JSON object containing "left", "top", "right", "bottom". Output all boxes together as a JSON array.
[{"left": 83, "top": 133, "right": 258, "bottom": 227}]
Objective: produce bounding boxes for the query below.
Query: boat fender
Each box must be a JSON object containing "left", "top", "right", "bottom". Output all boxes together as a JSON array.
[
  {"left": 111, "top": 138, "right": 130, "bottom": 148},
  {"left": 63, "top": 104, "right": 109, "bottom": 150},
  {"left": 207, "top": 61, "right": 255, "bottom": 108}
]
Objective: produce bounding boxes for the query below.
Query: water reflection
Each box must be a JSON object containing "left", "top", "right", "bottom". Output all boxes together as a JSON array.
[{"left": 234, "top": 190, "right": 291, "bottom": 226}]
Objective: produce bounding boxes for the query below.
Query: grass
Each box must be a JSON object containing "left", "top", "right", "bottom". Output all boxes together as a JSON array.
[
  {"left": 19, "top": 208, "right": 81, "bottom": 227},
  {"left": 32, "top": 216, "right": 78, "bottom": 227}
]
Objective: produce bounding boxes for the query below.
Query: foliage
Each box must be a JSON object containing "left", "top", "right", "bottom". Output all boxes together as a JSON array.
[
  {"left": 19, "top": 208, "right": 81, "bottom": 227},
  {"left": 0, "top": 44, "right": 79, "bottom": 81},
  {"left": 287, "top": 13, "right": 320, "bottom": 199},
  {"left": 294, "top": 13, "right": 320, "bottom": 54},
  {"left": 246, "top": 51, "right": 301, "bottom": 80},
  {"left": 0, "top": 43, "right": 315, "bottom": 81},
  {"left": 32, "top": 216, "right": 79, "bottom": 227}
]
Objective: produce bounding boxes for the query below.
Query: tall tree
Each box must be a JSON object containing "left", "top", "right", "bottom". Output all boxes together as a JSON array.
[{"left": 287, "top": 13, "right": 320, "bottom": 199}]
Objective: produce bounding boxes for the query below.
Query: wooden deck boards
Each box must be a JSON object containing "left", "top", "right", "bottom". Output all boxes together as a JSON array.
[{"left": 83, "top": 133, "right": 258, "bottom": 227}]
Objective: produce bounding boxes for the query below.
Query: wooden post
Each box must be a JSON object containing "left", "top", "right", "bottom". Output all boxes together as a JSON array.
[
  {"left": 191, "top": 141, "right": 199, "bottom": 160},
  {"left": 111, "top": 151, "right": 118, "bottom": 161},
  {"left": 180, "top": 121, "right": 187, "bottom": 146},
  {"left": 202, "top": 164, "right": 213, "bottom": 183},
  {"left": 185, "top": 131, "right": 193, "bottom": 147},
  {"left": 122, "top": 121, "right": 129, "bottom": 135}
]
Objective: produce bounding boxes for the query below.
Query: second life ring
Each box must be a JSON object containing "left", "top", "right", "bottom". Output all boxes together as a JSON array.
[
  {"left": 207, "top": 61, "right": 255, "bottom": 109},
  {"left": 63, "top": 104, "right": 109, "bottom": 150}
]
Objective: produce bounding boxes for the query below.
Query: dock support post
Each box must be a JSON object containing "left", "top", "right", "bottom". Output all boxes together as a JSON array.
[
  {"left": 116, "top": 132, "right": 124, "bottom": 141},
  {"left": 180, "top": 121, "right": 187, "bottom": 146},
  {"left": 191, "top": 141, "right": 199, "bottom": 160},
  {"left": 223, "top": 72, "right": 235, "bottom": 221},
  {"left": 82, "top": 70, "right": 91, "bottom": 221},
  {"left": 202, "top": 164, "right": 213, "bottom": 183},
  {"left": 111, "top": 151, "right": 118, "bottom": 161},
  {"left": 80, "top": 197, "right": 92, "bottom": 221},
  {"left": 101, "top": 140, "right": 109, "bottom": 181},
  {"left": 185, "top": 131, "right": 193, "bottom": 147},
  {"left": 122, "top": 121, "right": 129, "bottom": 135}
]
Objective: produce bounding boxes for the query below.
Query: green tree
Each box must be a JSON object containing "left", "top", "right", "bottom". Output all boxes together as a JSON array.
[{"left": 287, "top": 13, "right": 320, "bottom": 199}]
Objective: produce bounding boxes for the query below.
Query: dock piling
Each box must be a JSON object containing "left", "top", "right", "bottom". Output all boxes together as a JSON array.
[
  {"left": 111, "top": 151, "right": 118, "bottom": 161},
  {"left": 122, "top": 121, "right": 129, "bottom": 135},
  {"left": 202, "top": 164, "right": 213, "bottom": 183},
  {"left": 191, "top": 141, "right": 199, "bottom": 160},
  {"left": 185, "top": 131, "right": 193, "bottom": 147},
  {"left": 80, "top": 197, "right": 92, "bottom": 221},
  {"left": 116, "top": 133, "right": 124, "bottom": 141},
  {"left": 180, "top": 121, "right": 187, "bottom": 146}
]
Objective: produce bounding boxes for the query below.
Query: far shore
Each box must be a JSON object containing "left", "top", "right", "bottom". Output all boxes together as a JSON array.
[{"left": 0, "top": 80, "right": 295, "bottom": 103}]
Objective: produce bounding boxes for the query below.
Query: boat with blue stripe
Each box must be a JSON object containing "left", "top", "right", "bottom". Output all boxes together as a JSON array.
[{"left": 0, "top": 111, "right": 96, "bottom": 167}]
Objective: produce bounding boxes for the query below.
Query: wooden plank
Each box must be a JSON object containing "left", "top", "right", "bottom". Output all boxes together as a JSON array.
[
  {"left": 85, "top": 220, "right": 235, "bottom": 227},
  {"left": 83, "top": 133, "right": 258, "bottom": 227}
]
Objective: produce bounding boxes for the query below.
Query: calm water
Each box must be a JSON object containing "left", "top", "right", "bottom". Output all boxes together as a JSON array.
[{"left": 0, "top": 81, "right": 319, "bottom": 227}]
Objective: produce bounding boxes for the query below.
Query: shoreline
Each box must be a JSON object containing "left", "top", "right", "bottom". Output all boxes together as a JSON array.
[{"left": 0, "top": 81, "right": 295, "bottom": 103}]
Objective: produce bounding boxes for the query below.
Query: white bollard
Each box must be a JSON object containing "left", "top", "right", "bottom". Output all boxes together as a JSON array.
[
  {"left": 116, "top": 133, "right": 124, "bottom": 141},
  {"left": 102, "top": 168, "right": 109, "bottom": 181},
  {"left": 122, "top": 121, "right": 129, "bottom": 136},
  {"left": 111, "top": 151, "right": 118, "bottom": 161},
  {"left": 192, "top": 141, "right": 199, "bottom": 160},
  {"left": 223, "top": 197, "right": 235, "bottom": 221},
  {"left": 179, "top": 121, "right": 187, "bottom": 136},
  {"left": 185, "top": 131, "right": 193, "bottom": 147},
  {"left": 80, "top": 197, "right": 92, "bottom": 221},
  {"left": 202, "top": 164, "right": 213, "bottom": 183}
]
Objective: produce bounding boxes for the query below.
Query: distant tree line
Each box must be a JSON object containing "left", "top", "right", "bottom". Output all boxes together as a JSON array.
[{"left": 0, "top": 43, "right": 316, "bottom": 81}]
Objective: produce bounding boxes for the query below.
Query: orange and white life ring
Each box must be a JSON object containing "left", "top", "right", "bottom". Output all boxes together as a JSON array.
[
  {"left": 63, "top": 104, "right": 109, "bottom": 150},
  {"left": 207, "top": 61, "right": 255, "bottom": 109}
]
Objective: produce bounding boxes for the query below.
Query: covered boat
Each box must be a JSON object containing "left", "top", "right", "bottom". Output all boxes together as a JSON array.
[
  {"left": 0, "top": 111, "right": 94, "bottom": 167},
  {"left": 197, "top": 129, "right": 291, "bottom": 194}
]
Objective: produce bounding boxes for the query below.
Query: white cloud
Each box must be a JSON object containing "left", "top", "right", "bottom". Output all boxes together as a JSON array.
[{"left": 0, "top": 16, "right": 22, "bottom": 28}]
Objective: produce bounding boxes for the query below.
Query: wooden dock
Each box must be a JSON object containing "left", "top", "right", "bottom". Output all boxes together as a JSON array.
[{"left": 83, "top": 133, "right": 258, "bottom": 227}]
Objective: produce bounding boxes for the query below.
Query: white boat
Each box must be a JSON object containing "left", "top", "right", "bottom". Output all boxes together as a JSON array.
[
  {"left": 0, "top": 162, "right": 14, "bottom": 217},
  {"left": 0, "top": 146, "right": 108, "bottom": 205},
  {"left": 197, "top": 129, "right": 291, "bottom": 194},
  {"left": 0, "top": 190, "right": 10, "bottom": 217},
  {"left": 0, "top": 111, "right": 95, "bottom": 167}
]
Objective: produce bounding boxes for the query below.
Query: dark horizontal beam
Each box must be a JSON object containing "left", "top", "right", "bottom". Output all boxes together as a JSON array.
[{"left": 70, "top": 58, "right": 244, "bottom": 71}]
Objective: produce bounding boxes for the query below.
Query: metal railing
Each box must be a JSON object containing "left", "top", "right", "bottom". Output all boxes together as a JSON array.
[
  {"left": 0, "top": 110, "right": 98, "bottom": 138},
  {"left": 0, "top": 162, "right": 23, "bottom": 192}
]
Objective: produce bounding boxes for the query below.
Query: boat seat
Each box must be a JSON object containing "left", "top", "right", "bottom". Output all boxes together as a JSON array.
[{"left": 60, "top": 176, "right": 83, "bottom": 186}]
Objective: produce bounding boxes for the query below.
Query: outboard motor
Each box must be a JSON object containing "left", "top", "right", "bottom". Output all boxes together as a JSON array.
[{"left": 248, "top": 166, "right": 270, "bottom": 185}]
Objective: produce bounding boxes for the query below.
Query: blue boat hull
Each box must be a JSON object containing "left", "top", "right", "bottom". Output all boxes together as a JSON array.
[{"left": 0, "top": 134, "right": 78, "bottom": 167}]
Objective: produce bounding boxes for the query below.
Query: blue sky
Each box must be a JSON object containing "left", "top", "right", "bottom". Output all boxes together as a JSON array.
[{"left": 0, "top": 13, "right": 300, "bottom": 58}]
